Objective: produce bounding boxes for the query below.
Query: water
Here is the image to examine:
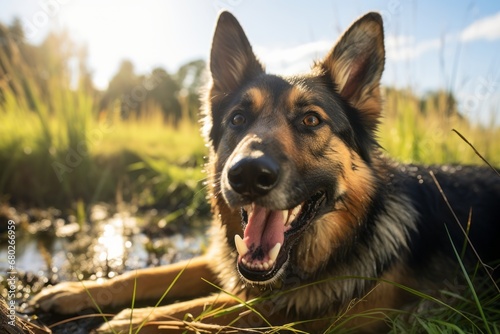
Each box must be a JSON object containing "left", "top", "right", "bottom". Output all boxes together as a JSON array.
[{"left": 0, "top": 203, "right": 209, "bottom": 301}]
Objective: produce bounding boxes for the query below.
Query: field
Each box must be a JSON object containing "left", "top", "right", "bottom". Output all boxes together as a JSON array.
[{"left": 1, "top": 84, "right": 498, "bottom": 214}]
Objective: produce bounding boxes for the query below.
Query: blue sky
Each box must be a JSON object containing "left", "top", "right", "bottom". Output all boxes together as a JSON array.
[{"left": 1, "top": 0, "right": 499, "bottom": 124}]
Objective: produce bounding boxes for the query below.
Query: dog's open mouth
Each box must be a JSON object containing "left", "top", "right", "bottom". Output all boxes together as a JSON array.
[{"left": 234, "top": 191, "right": 326, "bottom": 284}]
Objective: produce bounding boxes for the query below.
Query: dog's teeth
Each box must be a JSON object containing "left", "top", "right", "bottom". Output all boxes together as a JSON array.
[
  {"left": 285, "top": 205, "right": 302, "bottom": 226},
  {"left": 292, "top": 204, "right": 302, "bottom": 218},
  {"left": 269, "top": 243, "right": 281, "bottom": 263},
  {"left": 281, "top": 210, "right": 289, "bottom": 225},
  {"left": 286, "top": 204, "right": 302, "bottom": 226},
  {"left": 243, "top": 205, "right": 252, "bottom": 213},
  {"left": 234, "top": 234, "right": 248, "bottom": 256}
]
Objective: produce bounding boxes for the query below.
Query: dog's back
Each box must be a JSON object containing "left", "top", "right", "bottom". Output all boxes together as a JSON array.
[{"left": 396, "top": 165, "right": 500, "bottom": 280}]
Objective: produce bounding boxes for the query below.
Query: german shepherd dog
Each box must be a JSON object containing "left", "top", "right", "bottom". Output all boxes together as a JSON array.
[{"left": 31, "top": 11, "right": 500, "bottom": 333}]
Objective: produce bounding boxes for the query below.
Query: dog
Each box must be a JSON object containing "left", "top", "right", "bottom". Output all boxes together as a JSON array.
[{"left": 31, "top": 11, "right": 500, "bottom": 333}]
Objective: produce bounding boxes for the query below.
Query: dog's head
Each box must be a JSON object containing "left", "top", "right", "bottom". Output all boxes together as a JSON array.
[{"left": 203, "top": 12, "right": 385, "bottom": 285}]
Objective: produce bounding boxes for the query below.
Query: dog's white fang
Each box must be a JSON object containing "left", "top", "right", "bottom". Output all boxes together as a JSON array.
[
  {"left": 243, "top": 204, "right": 253, "bottom": 214},
  {"left": 269, "top": 243, "right": 281, "bottom": 263},
  {"left": 234, "top": 234, "right": 248, "bottom": 256},
  {"left": 281, "top": 210, "right": 289, "bottom": 225},
  {"left": 285, "top": 204, "right": 303, "bottom": 226}
]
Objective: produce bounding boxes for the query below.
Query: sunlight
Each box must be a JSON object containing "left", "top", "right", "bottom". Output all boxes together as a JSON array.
[
  {"left": 59, "top": 1, "right": 162, "bottom": 89},
  {"left": 56, "top": 1, "right": 211, "bottom": 89},
  {"left": 93, "top": 215, "right": 134, "bottom": 266},
  {"left": 96, "top": 220, "right": 124, "bottom": 263}
]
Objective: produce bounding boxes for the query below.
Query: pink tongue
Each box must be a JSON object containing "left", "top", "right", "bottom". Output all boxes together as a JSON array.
[{"left": 243, "top": 205, "right": 285, "bottom": 254}]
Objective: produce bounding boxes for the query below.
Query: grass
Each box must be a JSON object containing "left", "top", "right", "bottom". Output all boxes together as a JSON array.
[
  {"left": 82, "top": 269, "right": 498, "bottom": 333},
  {"left": 0, "top": 29, "right": 208, "bottom": 213},
  {"left": 386, "top": 264, "right": 499, "bottom": 334},
  {"left": 0, "top": 79, "right": 207, "bottom": 212},
  {"left": 379, "top": 88, "right": 500, "bottom": 166},
  {"left": 2, "top": 85, "right": 499, "bottom": 211}
]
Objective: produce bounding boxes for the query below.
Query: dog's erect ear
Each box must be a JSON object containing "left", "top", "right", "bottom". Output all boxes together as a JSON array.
[
  {"left": 319, "top": 12, "right": 385, "bottom": 128},
  {"left": 210, "top": 11, "right": 264, "bottom": 95}
]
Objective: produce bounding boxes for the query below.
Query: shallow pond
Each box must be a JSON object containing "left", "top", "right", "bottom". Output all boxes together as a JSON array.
[{"left": 0, "top": 203, "right": 209, "bottom": 333}]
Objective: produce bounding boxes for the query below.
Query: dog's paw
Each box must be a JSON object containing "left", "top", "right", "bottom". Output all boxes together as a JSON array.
[
  {"left": 96, "top": 307, "right": 161, "bottom": 333},
  {"left": 29, "top": 280, "right": 108, "bottom": 314}
]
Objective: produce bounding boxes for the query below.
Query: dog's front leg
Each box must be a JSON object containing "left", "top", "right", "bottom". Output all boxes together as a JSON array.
[
  {"left": 30, "top": 255, "right": 218, "bottom": 314},
  {"left": 95, "top": 293, "right": 273, "bottom": 334}
]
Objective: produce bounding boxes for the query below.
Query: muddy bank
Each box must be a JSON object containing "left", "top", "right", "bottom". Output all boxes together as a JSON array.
[{"left": 0, "top": 203, "right": 209, "bottom": 333}]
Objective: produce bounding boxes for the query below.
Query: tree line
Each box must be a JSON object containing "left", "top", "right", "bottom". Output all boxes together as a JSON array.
[
  {"left": 0, "top": 18, "right": 461, "bottom": 125},
  {"left": 0, "top": 18, "right": 207, "bottom": 125}
]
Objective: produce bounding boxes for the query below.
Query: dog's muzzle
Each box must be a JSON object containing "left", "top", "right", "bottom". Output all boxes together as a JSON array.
[{"left": 224, "top": 150, "right": 326, "bottom": 285}]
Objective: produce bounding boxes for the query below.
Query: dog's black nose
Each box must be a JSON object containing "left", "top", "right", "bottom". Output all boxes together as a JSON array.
[{"left": 227, "top": 156, "right": 280, "bottom": 197}]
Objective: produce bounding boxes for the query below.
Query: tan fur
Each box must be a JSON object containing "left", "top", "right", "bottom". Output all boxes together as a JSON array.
[
  {"left": 245, "top": 87, "right": 267, "bottom": 111},
  {"left": 285, "top": 84, "right": 316, "bottom": 110},
  {"left": 296, "top": 137, "right": 376, "bottom": 274}
]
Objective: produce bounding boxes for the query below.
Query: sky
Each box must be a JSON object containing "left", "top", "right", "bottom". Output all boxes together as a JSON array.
[{"left": 1, "top": 0, "right": 499, "bottom": 124}]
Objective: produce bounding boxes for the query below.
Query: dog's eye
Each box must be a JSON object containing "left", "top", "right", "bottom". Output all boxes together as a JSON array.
[
  {"left": 231, "top": 113, "right": 246, "bottom": 127},
  {"left": 302, "top": 114, "right": 321, "bottom": 127}
]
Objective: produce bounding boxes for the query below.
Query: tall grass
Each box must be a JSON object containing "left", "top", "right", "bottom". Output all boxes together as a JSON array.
[
  {"left": 0, "top": 77, "right": 204, "bottom": 212},
  {"left": 0, "top": 32, "right": 206, "bottom": 210},
  {"left": 380, "top": 88, "right": 500, "bottom": 166},
  {"left": 0, "top": 91, "right": 206, "bottom": 210},
  {"left": 1, "top": 84, "right": 499, "bottom": 210},
  {"left": 0, "top": 70, "right": 93, "bottom": 206}
]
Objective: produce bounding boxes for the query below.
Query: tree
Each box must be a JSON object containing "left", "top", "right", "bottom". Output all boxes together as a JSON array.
[
  {"left": 101, "top": 60, "right": 141, "bottom": 118},
  {"left": 9, "top": 17, "right": 25, "bottom": 43},
  {"left": 148, "top": 67, "right": 182, "bottom": 125},
  {"left": 175, "top": 59, "right": 207, "bottom": 120}
]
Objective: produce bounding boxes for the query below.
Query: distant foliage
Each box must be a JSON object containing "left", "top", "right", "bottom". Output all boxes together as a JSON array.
[
  {"left": 100, "top": 61, "right": 186, "bottom": 126},
  {"left": 0, "top": 20, "right": 207, "bottom": 127},
  {"left": 381, "top": 87, "right": 499, "bottom": 165},
  {"left": 175, "top": 59, "right": 208, "bottom": 121}
]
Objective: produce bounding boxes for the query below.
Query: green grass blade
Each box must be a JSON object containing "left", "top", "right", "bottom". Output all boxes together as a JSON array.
[{"left": 445, "top": 225, "right": 492, "bottom": 334}]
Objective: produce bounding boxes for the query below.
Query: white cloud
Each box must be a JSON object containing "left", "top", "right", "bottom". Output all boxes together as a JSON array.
[
  {"left": 255, "top": 40, "right": 333, "bottom": 74},
  {"left": 461, "top": 11, "right": 500, "bottom": 42},
  {"left": 255, "top": 11, "right": 500, "bottom": 72},
  {"left": 257, "top": 34, "right": 444, "bottom": 69},
  {"left": 256, "top": 40, "right": 332, "bottom": 64},
  {"left": 385, "top": 35, "right": 441, "bottom": 61},
  {"left": 375, "top": 12, "right": 500, "bottom": 62}
]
